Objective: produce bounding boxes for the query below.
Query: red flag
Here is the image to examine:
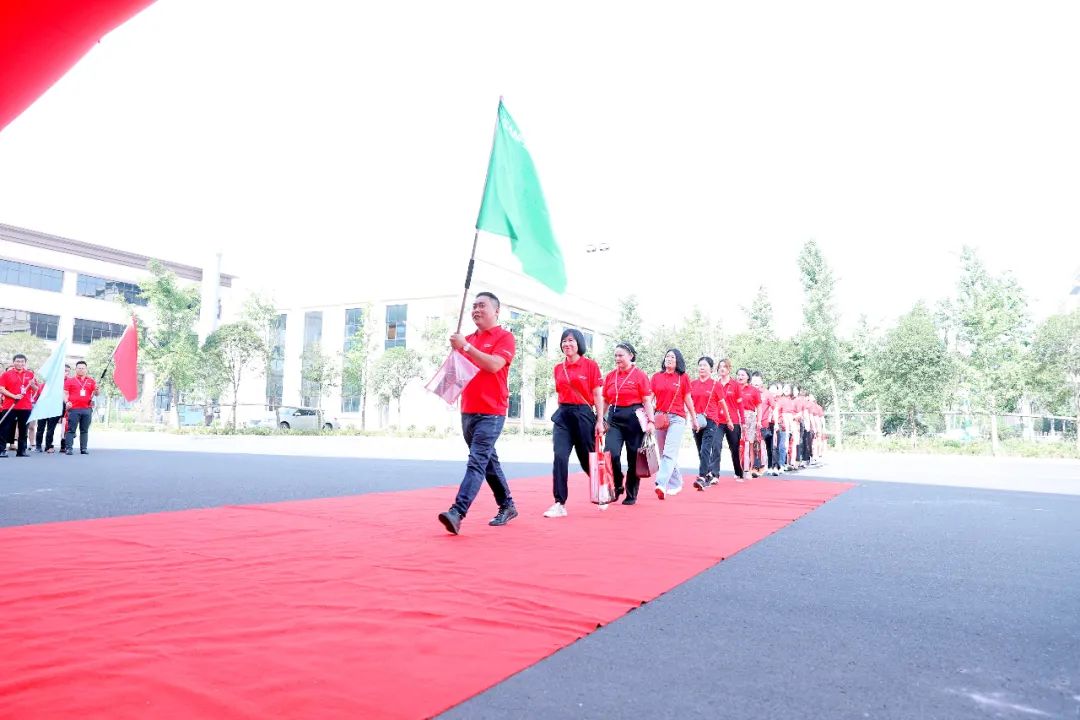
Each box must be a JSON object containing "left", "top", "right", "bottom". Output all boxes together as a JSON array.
[
  {"left": 0, "top": 0, "right": 156, "bottom": 133},
  {"left": 113, "top": 316, "right": 139, "bottom": 402}
]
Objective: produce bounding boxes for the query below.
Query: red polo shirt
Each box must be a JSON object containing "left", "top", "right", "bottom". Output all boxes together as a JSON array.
[
  {"left": 739, "top": 384, "right": 762, "bottom": 420},
  {"left": 759, "top": 390, "right": 776, "bottom": 428},
  {"left": 651, "top": 371, "right": 692, "bottom": 417},
  {"left": 460, "top": 325, "right": 516, "bottom": 415},
  {"left": 718, "top": 378, "right": 742, "bottom": 424},
  {"left": 690, "top": 378, "right": 717, "bottom": 419},
  {"left": 65, "top": 375, "right": 98, "bottom": 410},
  {"left": 0, "top": 368, "right": 36, "bottom": 410},
  {"left": 554, "top": 356, "right": 602, "bottom": 405},
  {"left": 794, "top": 396, "right": 808, "bottom": 416},
  {"left": 603, "top": 366, "right": 651, "bottom": 407}
]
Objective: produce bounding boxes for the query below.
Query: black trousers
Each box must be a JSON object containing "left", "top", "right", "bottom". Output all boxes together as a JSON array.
[
  {"left": 693, "top": 418, "right": 720, "bottom": 476},
  {"left": 800, "top": 429, "right": 812, "bottom": 462},
  {"left": 552, "top": 404, "right": 596, "bottom": 504},
  {"left": 716, "top": 422, "right": 743, "bottom": 478},
  {"left": 1, "top": 409, "right": 31, "bottom": 455},
  {"left": 762, "top": 424, "right": 776, "bottom": 469},
  {"left": 65, "top": 408, "right": 93, "bottom": 452},
  {"left": 605, "top": 405, "right": 644, "bottom": 500},
  {"left": 35, "top": 415, "right": 61, "bottom": 450}
]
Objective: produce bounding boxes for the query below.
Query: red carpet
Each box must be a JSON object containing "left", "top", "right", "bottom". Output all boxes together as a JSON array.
[{"left": 0, "top": 475, "right": 851, "bottom": 719}]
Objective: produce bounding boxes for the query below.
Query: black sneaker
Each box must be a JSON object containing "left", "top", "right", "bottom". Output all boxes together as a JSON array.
[
  {"left": 693, "top": 476, "right": 707, "bottom": 491},
  {"left": 64, "top": 449, "right": 73, "bottom": 456},
  {"left": 621, "top": 496, "right": 636, "bottom": 505},
  {"left": 438, "top": 508, "right": 463, "bottom": 535},
  {"left": 80, "top": 449, "right": 89, "bottom": 455},
  {"left": 489, "top": 504, "right": 518, "bottom": 526},
  {"left": 0, "top": 450, "right": 7, "bottom": 458}
]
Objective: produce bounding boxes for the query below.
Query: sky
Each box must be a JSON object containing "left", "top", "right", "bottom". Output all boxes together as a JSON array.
[{"left": 1, "top": 0, "right": 1077, "bottom": 338}]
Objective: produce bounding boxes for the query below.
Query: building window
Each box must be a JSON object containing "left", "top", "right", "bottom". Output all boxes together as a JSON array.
[
  {"left": 0, "top": 308, "right": 60, "bottom": 340},
  {"left": 385, "top": 304, "right": 407, "bottom": 349},
  {"left": 537, "top": 325, "right": 549, "bottom": 354},
  {"left": 534, "top": 399, "right": 547, "bottom": 420},
  {"left": 344, "top": 307, "right": 364, "bottom": 350},
  {"left": 76, "top": 274, "right": 147, "bottom": 306},
  {"left": 265, "top": 314, "right": 286, "bottom": 408},
  {"left": 582, "top": 331, "right": 594, "bottom": 353},
  {"left": 72, "top": 318, "right": 125, "bottom": 344},
  {"left": 342, "top": 307, "right": 365, "bottom": 412},
  {"left": 508, "top": 392, "right": 521, "bottom": 419},
  {"left": 0, "top": 258, "right": 63, "bottom": 292},
  {"left": 301, "top": 311, "right": 324, "bottom": 407}
]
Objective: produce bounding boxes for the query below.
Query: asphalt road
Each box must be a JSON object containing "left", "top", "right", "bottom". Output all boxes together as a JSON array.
[{"left": 2, "top": 444, "right": 1078, "bottom": 719}]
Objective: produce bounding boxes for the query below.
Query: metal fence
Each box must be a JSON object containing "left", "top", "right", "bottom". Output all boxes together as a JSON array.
[{"left": 831, "top": 411, "right": 1077, "bottom": 445}]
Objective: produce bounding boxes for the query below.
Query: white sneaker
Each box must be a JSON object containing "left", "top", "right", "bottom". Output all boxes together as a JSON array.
[
  {"left": 668, "top": 485, "right": 683, "bottom": 496},
  {"left": 543, "top": 502, "right": 567, "bottom": 518}
]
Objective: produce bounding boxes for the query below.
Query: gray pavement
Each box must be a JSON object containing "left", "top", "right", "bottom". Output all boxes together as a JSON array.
[{"left": 2, "top": 433, "right": 1078, "bottom": 719}]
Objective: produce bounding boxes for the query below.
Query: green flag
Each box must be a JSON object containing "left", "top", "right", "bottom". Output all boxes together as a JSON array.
[{"left": 476, "top": 101, "right": 566, "bottom": 293}]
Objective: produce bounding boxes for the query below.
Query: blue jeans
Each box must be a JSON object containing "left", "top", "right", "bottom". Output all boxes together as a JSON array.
[
  {"left": 777, "top": 429, "right": 789, "bottom": 467},
  {"left": 453, "top": 414, "right": 513, "bottom": 517}
]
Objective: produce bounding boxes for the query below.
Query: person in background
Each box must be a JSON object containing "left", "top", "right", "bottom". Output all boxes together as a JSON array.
[
  {"left": 736, "top": 368, "right": 762, "bottom": 480},
  {"left": 63, "top": 360, "right": 97, "bottom": 456},
  {"left": 602, "top": 342, "right": 655, "bottom": 506},
  {"left": 650, "top": 349, "right": 697, "bottom": 500},
  {"left": 808, "top": 393, "right": 825, "bottom": 465},
  {"left": 713, "top": 358, "right": 743, "bottom": 483},
  {"left": 545, "top": 328, "right": 604, "bottom": 518},
  {"left": 438, "top": 292, "right": 518, "bottom": 535},
  {"left": 0, "top": 354, "right": 36, "bottom": 458},
  {"left": 775, "top": 383, "right": 795, "bottom": 474},
  {"left": 757, "top": 376, "right": 778, "bottom": 476},
  {"left": 690, "top": 357, "right": 719, "bottom": 489},
  {"left": 795, "top": 387, "right": 811, "bottom": 469},
  {"left": 786, "top": 384, "right": 803, "bottom": 471}
]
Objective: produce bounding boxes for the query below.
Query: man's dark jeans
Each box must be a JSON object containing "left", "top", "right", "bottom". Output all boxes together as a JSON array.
[{"left": 452, "top": 413, "right": 513, "bottom": 517}]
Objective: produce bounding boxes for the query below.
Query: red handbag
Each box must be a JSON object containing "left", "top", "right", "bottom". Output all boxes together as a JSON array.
[{"left": 588, "top": 431, "right": 616, "bottom": 505}]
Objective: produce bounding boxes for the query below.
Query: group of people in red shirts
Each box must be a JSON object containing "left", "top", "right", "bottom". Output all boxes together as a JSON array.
[
  {"left": 542, "top": 339, "right": 827, "bottom": 517},
  {"left": 0, "top": 353, "right": 98, "bottom": 458}
]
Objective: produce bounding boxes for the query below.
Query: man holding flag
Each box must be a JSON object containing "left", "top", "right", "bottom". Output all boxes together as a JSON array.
[
  {"left": 0, "top": 353, "right": 37, "bottom": 458},
  {"left": 435, "top": 99, "right": 564, "bottom": 534}
]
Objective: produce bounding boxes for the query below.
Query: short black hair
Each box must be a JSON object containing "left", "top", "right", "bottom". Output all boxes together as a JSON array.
[
  {"left": 560, "top": 328, "right": 588, "bottom": 357},
  {"left": 698, "top": 356, "right": 714, "bottom": 370},
  {"left": 660, "top": 348, "right": 687, "bottom": 375},
  {"left": 475, "top": 291, "right": 500, "bottom": 310},
  {"left": 737, "top": 367, "right": 751, "bottom": 379},
  {"left": 13, "top": 353, "right": 26, "bottom": 361},
  {"left": 615, "top": 342, "right": 636, "bottom": 361},
  {"left": 751, "top": 371, "right": 763, "bottom": 381},
  {"left": 76, "top": 360, "right": 87, "bottom": 367}
]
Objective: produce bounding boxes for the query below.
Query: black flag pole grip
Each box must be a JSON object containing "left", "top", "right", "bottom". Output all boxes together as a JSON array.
[{"left": 455, "top": 230, "right": 481, "bottom": 334}]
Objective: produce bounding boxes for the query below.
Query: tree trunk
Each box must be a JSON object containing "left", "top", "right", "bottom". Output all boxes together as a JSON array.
[
  {"left": 232, "top": 378, "right": 240, "bottom": 430},
  {"left": 874, "top": 400, "right": 883, "bottom": 440},
  {"left": 397, "top": 396, "right": 403, "bottom": 426},
  {"left": 361, "top": 393, "right": 367, "bottom": 431},
  {"left": 989, "top": 396, "right": 1000, "bottom": 456},
  {"left": 169, "top": 387, "right": 180, "bottom": 429},
  {"left": 909, "top": 408, "right": 917, "bottom": 449},
  {"left": 828, "top": 376, "right": 842, "bottom": 451}
]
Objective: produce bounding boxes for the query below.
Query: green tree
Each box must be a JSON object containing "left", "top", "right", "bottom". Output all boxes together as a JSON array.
[
  {"left": 341, "top": 306, "right": 375, "bottom": 429},
  {"left": 504, "top": 311, "right": 548, "bottom": 431},
  {"left": 241, "top": 291, "right": 278, "bottom": 368},
  {"left": 612, "top": 295, "right": 644, "bottom": 359},
  {"left": 1030, "top": 309, "right": 1080, "bottom": 451},
  {"left": 421, "top": 315, "right": 453, "bottom": 371},
  {"left": 953, "top": 246, "right": 1030, "bottom": 454},
  {"left": 204, "top": 322, "right": 265, "bottom": 429},
  {"left": 745, "top": 286, "right": 775, "bottom": 337},
  {"left": 371, "top": 347, "right": 423, "bottom": 422},
  {"left": 674, "top": 307, "right": 725, "bottom": 366},
  {"left": 873, "top": 303, "right": 952, "bottom": 447},
  {"left": 83, "top": 338, "right": 122, "bottom": 423},
  {"left": 300, "top": 342, "right": 339, "bottom": 411},
  {"left": 798, "top": 239, "right": 845, "bottom": 447},
  {"left": 0, "top": 333, "right": 50, "bottom": 370},
  {"left": 140, "top": 261, "right": 201, "bottom": 426}
]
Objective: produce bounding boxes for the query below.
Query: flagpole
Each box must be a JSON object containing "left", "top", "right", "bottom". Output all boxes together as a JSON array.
[{"left": 455, "top": 96, "right": 505, "bottom": 334}]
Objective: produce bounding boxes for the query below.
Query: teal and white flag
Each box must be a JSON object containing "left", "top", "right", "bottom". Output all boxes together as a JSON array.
[{"left": 28, "top": 339, "right": 68, "bottom": 422}]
